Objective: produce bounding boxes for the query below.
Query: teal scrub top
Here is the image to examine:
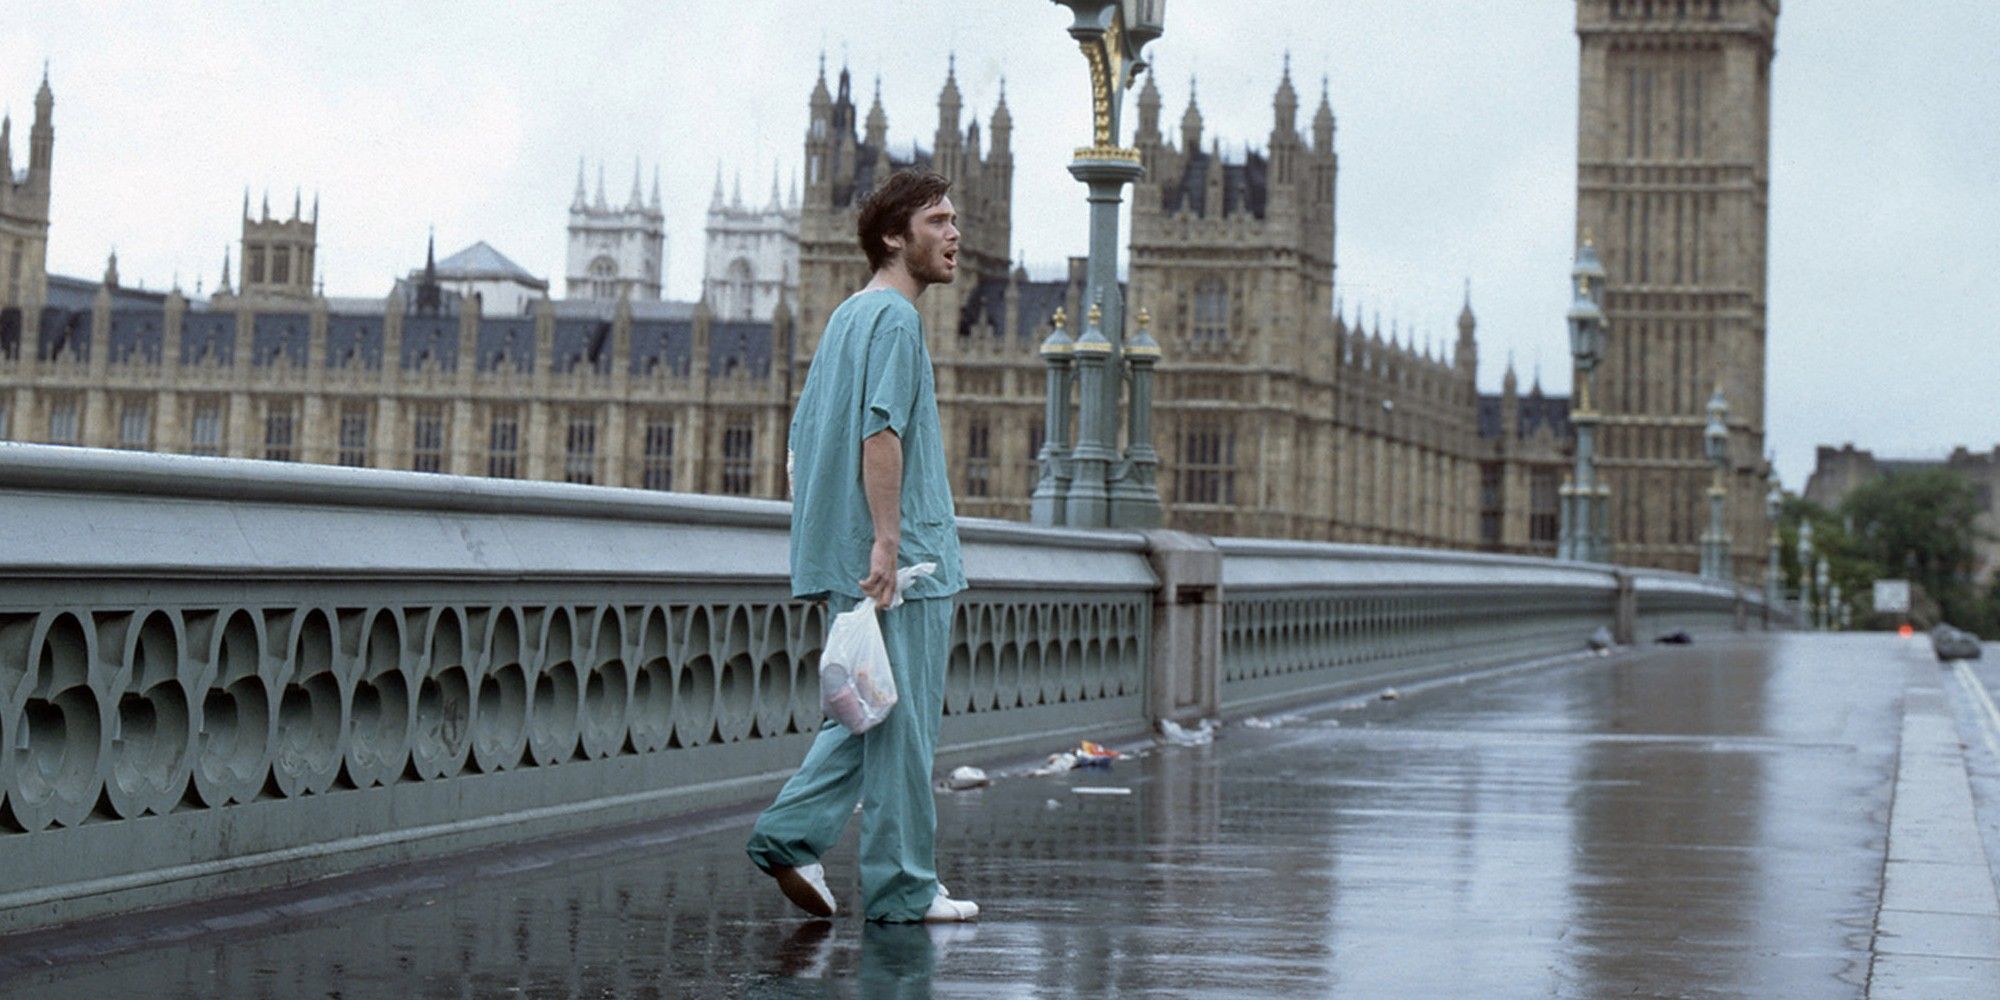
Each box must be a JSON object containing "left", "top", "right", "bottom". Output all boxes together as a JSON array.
[{"left": 788, "top": 288, "right": 966, "bottom": 603}]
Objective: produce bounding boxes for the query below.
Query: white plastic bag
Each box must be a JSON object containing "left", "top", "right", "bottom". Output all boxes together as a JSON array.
[{"left": 820, "top": 562, "right": 935, "bottom": 734}]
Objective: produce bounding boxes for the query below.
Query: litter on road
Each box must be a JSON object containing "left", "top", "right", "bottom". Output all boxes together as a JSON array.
[
  {"left": 1158, "top": 718, "right": 1218, "bottom": 746},
  {"left": 943, "top": 766, "right": 989, "bottom": 791}
]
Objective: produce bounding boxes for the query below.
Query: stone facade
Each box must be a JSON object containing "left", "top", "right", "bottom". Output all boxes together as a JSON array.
[
  {"left": 701, "top": 168, "right": 799, "bottom": 323},
  {"left": 566, "top": 160, "right": 665, "bottom": 302},
  {"left": 1575, "top": 0, "right": 1779, "bottom": 580},
  {"left": 0, "top": 70, "right": 54, "bottom": 352},
  {"left": 0, "top": 64, "right": 1533, "bottom": 553},
  {"left": 1477, "top": 362, "right": 1575, "bottom": 557},
  {"left": 1806, "top": 443, "right": 2000, "bottom": 583}
]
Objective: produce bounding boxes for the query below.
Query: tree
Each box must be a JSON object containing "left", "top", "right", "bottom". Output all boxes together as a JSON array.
[{"left": 1841, "top": 468, "right": 1995, "bottom": 635}]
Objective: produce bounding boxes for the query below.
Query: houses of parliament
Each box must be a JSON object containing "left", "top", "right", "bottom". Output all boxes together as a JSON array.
[{"left": 0, "top": 1, "right": 1777, "bottom": 578}]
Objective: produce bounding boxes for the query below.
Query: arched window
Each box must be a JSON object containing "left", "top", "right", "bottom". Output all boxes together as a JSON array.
[
  {"left": 1192, "top": 277, "right": 1229, "bottom": 348},
  {"left": 726, "top": 258, "right": 756, "bottom": 320},
  {"left": 588, "top": 256, "right": 618, "bottom": 299}
]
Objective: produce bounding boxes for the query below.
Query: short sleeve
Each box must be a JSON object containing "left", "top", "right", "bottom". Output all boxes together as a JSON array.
[{"left": 860, "top": 318, "right": 921, "bottom": 440}]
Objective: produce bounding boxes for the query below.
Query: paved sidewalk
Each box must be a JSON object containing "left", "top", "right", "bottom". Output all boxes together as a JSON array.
[{"left": 6, "top": 634, "right": 1998, "bottom": 998}]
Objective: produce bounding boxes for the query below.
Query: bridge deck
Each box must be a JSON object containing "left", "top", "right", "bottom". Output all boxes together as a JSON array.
[{"left": 5, "top": 634, "right": 1999, "bottom": 998}]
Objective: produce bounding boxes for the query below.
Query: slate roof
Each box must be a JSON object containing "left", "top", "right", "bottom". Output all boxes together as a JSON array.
[
  {"left": 180, "top": 309, "right": 236, "bottom": 365},
  {"left": 709, "top": 320, "right": 771, "bottom": 377},
  {"left": 477, "top": 316, "right": 535, "bottom": 373},
  {"left": 401, "top": 315, "right": 460, "bottom": 370},
  {"left": 251, "top": 312, "right": 311, "bottom": 367},
  {"left": 1477, "top": 391, "right": 1573, "bottom": 441},
  {"left": 107, "top": 307, "right": 165, "bottom": 364},
  {"left": 956, "top": 276, "right": 1090, "bottom": 341},
  {"left": 326, "top": 312, "right": 384, "bottom": 370},
  {"left": 630, "top": 318, "right": 693, "bottom": 376},
  {"left": 434, "top": 242, "right": 546, "bottom": 288},
  {"left": 1162, "top": 150, "right": 1269, "bottom": 219}
]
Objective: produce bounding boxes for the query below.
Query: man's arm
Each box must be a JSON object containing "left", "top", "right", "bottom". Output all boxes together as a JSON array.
[{"left": 859, "top": 429, "right": 902, "bottom": 605}]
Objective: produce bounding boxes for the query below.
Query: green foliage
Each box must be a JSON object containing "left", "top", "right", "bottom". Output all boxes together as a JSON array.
[{"left": 1836, "top": 469, "right": 1996, "bottom": 637}]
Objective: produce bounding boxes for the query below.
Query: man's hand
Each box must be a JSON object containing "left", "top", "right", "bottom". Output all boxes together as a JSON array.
[
  {"left": 860, "top": 535, "right": 898, "bottom": 606},
  {"left": 859, "top": 429, "right": 903, "bottom": 606}
]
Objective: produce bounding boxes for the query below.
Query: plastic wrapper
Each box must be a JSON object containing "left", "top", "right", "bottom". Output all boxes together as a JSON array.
[{"left": 819, "top": 562, "right": 935, "bottom": 733}]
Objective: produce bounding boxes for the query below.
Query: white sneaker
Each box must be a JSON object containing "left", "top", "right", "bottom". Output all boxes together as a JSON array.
[
  {"left": 770, "top": 862, "right": 837, "bottom": 918},
  {"left": 923, "top": 884, "right": 979, "bottom": 922}
]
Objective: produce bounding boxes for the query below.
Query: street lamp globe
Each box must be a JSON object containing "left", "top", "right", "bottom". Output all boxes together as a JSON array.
[
  {"left": 1566, "top": 284, "right": 1604, "bottom": 372},
  {"left": 1123, "top": 0, "right": 1166, "bottom": 46},
  {"left": 1704, "top": 386, "right": 1730, "bottom": 467},
  {"left": 1765, "top": 482, "right": 1781, "bottom": 523}
]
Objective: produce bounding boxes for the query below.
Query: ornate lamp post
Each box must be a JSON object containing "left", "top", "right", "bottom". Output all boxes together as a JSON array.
[
  {"left": 1560, "top": 240, "right": 1608, "bottom": 562},
  {"left": 1814, "top": 556, "right": 1831, "bottom": 631},
  {"left": 1115, "top": 307, "right": 1163, "bottom": 519},
  {"left": 1796, "top": 519, "right": 1815, "bottom": 620},
  {"left": 1764, "top": 480, "right": 1784, "bottom": 610},
  {"left": 1041, "top": 0, "right": 1165, "bottom": 529},
  {"left": 1030, "top": 307, "right": 1075, "bottom": 524},
  {"left": 1701, "top": 386, "right": 1731, "bottom": 580}
]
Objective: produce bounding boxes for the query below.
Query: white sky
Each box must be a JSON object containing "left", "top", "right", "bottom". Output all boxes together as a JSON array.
[{"left": 4, "top": 1, "right": 1996, "bottom": 489}]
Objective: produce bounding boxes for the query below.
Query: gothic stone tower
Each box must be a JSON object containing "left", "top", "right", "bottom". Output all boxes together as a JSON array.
[
  {"left": 567, "top": 160, "right": 666, "bottom": 301},
  {"left": 1576, "top": 0, "right": 1777, "bottom": 578},
  {"left": 0, "top": 69, "right": 55, "bottom": 343},
  {"left": 239, "top": 189, "right": 318, "bottom": 301},
  {"left": 796, "top": 57, "right": 1013, "bottom": 368}
]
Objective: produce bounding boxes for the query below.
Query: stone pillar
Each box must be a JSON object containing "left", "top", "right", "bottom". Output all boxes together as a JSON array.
[
  {"left": 1064, "top": 302, "right": 1114, "bottom": 527},
  {"left": 1142, "top": 530, "right": 1221, "bottom": 724}
]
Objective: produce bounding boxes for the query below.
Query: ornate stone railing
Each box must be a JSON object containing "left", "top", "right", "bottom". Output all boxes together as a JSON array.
[
  {"left": 0, "top": 444, "right": 1756, "bottom": 931},
  {"left": 1215, "top": 540, "right": 1629, "bottom": 715}
]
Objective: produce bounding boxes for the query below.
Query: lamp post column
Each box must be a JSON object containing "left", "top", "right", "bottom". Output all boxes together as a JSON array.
[
  {"left": 1764, "top": 483, "right": 1783, "bottom": 611},
  {"left": 1702, "top": 386, "right": 1732, "bottom": 581},
  {"left": 1031, "top": 307, "right": 1074, "bottom": 526},
  {"left": 1051, "top": 0, "right": 1163, "bottom": 528},
  {"left": 1561, "top": 240, "right": 1608, "bottom": 563},
  {"left": 1111, "top": 308, "right": 1163, "bottom": 526},
  {"left": 1067, "top": 301, "right": 1115, "bottom": 527}
]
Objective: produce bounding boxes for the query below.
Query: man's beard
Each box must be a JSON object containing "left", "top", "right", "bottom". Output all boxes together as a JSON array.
[{"left": 905, "top": 246, "right": 956, "bottom": 285}]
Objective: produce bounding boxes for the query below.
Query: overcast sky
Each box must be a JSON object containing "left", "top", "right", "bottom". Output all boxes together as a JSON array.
[{"left": 4, "top": 2, "right": 1995, "bottom": 488}]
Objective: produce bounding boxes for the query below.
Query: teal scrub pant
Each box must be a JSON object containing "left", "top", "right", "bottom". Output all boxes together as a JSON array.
[{"left": 747, "top": 596, "right": 954, "bottom": 922}]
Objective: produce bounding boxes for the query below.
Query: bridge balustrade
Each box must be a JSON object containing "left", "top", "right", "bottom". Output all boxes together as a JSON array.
[{"left": 0, "top": 443, "right": 1756, "bottom": 930}]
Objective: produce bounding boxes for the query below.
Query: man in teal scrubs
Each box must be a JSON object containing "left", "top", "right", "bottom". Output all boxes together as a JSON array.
[{"left": 746, "top": 170, "right": 978, "bottom": 923}]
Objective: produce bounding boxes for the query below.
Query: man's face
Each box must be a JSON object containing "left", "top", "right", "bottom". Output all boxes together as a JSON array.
[{"left": 891, "top": 195, "right": 959, "bottom": 285}]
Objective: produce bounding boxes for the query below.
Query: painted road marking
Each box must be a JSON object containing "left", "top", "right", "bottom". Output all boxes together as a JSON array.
[{"left": 1953, "top": 661, "right": 2000, "bottom": 763}]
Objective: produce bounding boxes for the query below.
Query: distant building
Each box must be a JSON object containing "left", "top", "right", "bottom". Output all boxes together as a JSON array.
[
  {"left": 1806, "top": 443, "right": 2000, "bottom": 582},
  {"left": 1575, "top": 0, "right": 1780, "bottom": 578},
  {"left": 702, "top": 168, "right": 799, "bottom": 322},
  {"left": 566, "top": 160, "right": 664, "bottom": 301},
  {"left": 403, "top": 238, "right": 548, "bottom": 317},
  {"left": 238, "top": 190, "right": 317, "bottom": 300},
  {"left": 0, "top": 68, "right": 56, "bottom": 346},
  {"left": 1476, "top": 360, "right": 1574, "bottom": 557}
]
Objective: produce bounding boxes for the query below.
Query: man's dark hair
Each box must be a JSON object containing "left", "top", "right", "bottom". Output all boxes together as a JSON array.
[{"left": 857, "top": 170, "right": 951, "bottom": 271}]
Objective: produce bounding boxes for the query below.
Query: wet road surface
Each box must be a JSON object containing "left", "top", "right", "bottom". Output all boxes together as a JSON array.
[{"left": 6, "top": 633, "right": 2000, "bottom": 998}]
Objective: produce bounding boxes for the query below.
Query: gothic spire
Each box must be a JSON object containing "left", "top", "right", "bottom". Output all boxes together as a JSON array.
[
  {"left": 573, "top": 156, "right": 587, "bottom": 209},
  {"left": 769, "top": 161, "right": 782, "bottom": 210},
  {"left": 219, "top": 246, "right": 232, "bottom": 294},
  {"left": 865, "top": 76, "right": 888, "bottom": 149},
  {"left": 651, "top": 165, "right": 661, "bottom": 210},
  {"left": 710, "top": 162, "right": 724, "bottom": 209},
  {"left": 1312, "top": 74, "right": 1336, "bottom": 152},
  {"left": 1180, "top": 75, "right": 1203, "bottom": 152},
  {"left": 594, "top": 162, "right": 607, "bottom": 209},
  {"left": 1273, "top": 51, "right": 1298, "bottom": 131},
  {"left": 628, "top": 157, "right": 644, "bottom": 209}
]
